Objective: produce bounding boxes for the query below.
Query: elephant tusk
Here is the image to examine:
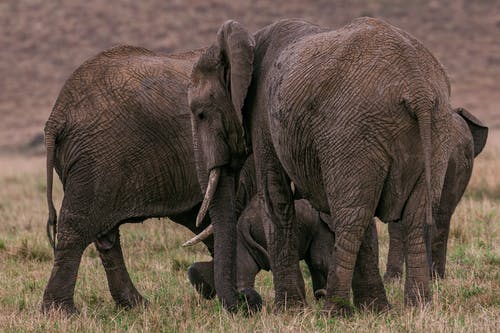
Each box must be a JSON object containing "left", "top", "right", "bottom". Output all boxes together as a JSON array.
[
  {"left": 195, "top": 168, "right": 221, "bottom": 227},
  {"left": 182, "top": 224, "right": 214, "bottom": 247}
]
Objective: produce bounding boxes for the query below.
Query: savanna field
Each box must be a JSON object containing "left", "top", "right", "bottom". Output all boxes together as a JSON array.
[
  {"left": 1, "top": 0, "right": 499, "bottom": 332},
  {"left": 0, "top": 142, "right": 498, "bottom": 331}
]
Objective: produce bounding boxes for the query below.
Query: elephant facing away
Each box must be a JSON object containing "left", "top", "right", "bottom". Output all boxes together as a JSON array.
[
  {"left": 385, "top": 107, "right": 488, "bottom": 280},
  {"left": 41, "top": 45, "right": 265, "bottom": 314},
  {"left": 188, "top": 17, "right": 457, "bottom": 315}
]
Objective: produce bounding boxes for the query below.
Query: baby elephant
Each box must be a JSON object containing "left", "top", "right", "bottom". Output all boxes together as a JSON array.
[{"left": 187, "top": 198, "right": 335, "bottom": 301}]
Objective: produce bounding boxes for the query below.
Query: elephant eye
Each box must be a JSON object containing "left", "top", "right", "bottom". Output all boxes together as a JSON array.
[{"left": 197, "top": 111, "right": 205, "bottom": 120}]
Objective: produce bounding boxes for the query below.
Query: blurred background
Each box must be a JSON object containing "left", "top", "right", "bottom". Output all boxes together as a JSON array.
[{"left": 1, "top": 0, "right": 499, "bottom": 151}]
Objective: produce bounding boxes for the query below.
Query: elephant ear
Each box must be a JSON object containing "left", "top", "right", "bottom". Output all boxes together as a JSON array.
[
  {"left": 217, "top": 20, "right": 255, "bottom": 123},
  {"left": 456, "top": 107, "right": 488, "bottom": 157}
]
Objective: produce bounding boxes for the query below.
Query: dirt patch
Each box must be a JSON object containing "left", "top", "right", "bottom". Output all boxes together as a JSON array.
[{"left": 1, "top": 0, "right": 499, "bottom": 150}]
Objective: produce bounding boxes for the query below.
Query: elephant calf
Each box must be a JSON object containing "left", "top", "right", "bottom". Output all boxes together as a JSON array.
[
  {"left": 186, "top": 198, "right": 334, "bottom": 301},
  {"left": 186, "top": 197, "right": 381, "bottom": 305}
]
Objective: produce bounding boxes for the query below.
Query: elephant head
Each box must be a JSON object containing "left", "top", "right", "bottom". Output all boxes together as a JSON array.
[{"left": 188, "top": 20, "right": 256, "bottom": 312}]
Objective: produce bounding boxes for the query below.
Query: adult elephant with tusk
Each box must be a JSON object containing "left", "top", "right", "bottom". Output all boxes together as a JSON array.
[
  {"left": 187, "top": 17, "right": 461, "bottom": 315},
  {"left": 41, "top": 45, "right": 262, "bottom": 315}
]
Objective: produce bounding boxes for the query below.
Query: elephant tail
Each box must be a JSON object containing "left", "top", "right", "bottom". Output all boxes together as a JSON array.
[
  {"left": 405, "top": 96, "right": 435, "bottom": 227},
  {"left": 238, "top": 217, "right": 271, "bottom": 271},
  {"left": 44, "top": 122, "right": 59, "bottom": 252}
]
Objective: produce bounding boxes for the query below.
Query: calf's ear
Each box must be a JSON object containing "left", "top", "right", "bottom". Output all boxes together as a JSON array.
[{"left": 456, "top": 107, "right": 488, "bottom": 157}]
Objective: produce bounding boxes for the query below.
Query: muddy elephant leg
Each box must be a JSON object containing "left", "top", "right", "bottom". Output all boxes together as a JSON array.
[
  {"left": 385, "top": 222, "right": 405, "bottom": 281},
  {"left": 352, "top": 220, "right": 390, "bottom": 312},
  {"left": 431, "top": 210, "right": 452, "bottom": 279},
  {"left": 305, "top": 258, "right": 327, "bottom": 300},
  {"left": 42, "top": 215, "right": 88, "bottom": 314},
  {"left": 235, "top": 242, "right": 263, "bottom": 311},
  {"left": 322, "top": 161, "right": 386, "bottom": 316},
  {"left": 96, "top": 227, "right": 146, "bottom": 308},
  {"left": 188, "top": 261, "right": 216, "bottom": 299},
  {"left": 236, "top": 239, "right": 260, "bottom": 292},
  {"left": 259, "top": 163, "right": 306, "bottom": 309},
  {"left": 402, "top": 179, "right": 431, "bottom": 306},
  {"left": 252, "top": 138, "right": 306, "bottom": 309},
  {"left": 323, "top": 206, "right": 374, "bottom": 316}
]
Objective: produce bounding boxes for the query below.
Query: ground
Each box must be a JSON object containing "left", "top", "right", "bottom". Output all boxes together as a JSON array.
[{"left": 0, "top": 0, "right": 499, "bottom": 331}]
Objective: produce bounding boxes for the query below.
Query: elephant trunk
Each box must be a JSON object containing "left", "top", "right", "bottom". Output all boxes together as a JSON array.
[{"left": 209, "top": 167, "right": 240, "bottom": 311}]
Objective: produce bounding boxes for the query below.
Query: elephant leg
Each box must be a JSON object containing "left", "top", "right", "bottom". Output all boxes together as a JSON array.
[
  {"left": 431, "top": 210, "right": 452, "bottom": 279},
  {"left": 258, "top": 156, "right": 306, "bottom": 309},
  {"left": 385, "top": 222, "right": 405, "bottom": 281},
  {"left": 352, "top": 220, "right": 390, "bottom": 312},
  {"left": 236, "top": 238, "right": 260, "bottom": 292},
  {"left": 321, "top": 158, "right": 386, "bottom": 316},
  {"left": 402, "top": 179, "right": 431, "bottom": 306},
  {"left": 236, "top": 243, "right": 263, "bottom": 312},
  {"left": 323, "top": 206, "right": 374, "bottom": 316},
  {"left": 96, "top": 227, "right": 146, "bottom": 308},
  {"left": 42, "top": 214, "right": 88, "bottom": 314},
  {"left": 188, "top": 261, "right": 216, "bottom": 299},
  {"left": 305, "top": 257, "right": 327, "bottom": 300}
]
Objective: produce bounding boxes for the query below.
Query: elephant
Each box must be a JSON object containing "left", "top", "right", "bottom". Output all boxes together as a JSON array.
[
  {"left": 186, "top": 198, "right": 336, "bottom": 301},
  {"left": 42, "top": 45, "right": 261, "bottom": 314},
  {"left": 384, "top": 107, "right": 488, "bottom": 280},
  {"left": 187, "top": 17, "right": 459, "bottom": 315}
]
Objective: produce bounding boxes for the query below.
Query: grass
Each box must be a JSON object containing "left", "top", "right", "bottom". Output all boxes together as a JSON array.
[{"left": 0, "top": 146, "right": 498, "bottom": 332}]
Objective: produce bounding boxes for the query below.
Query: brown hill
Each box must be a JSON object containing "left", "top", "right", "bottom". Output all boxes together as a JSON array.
[{"left": 1, "top": 0, "right": 499, "bottom": 150}]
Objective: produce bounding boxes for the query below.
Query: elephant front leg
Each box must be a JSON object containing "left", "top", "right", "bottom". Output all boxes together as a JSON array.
[
  {"left": 385, "top": 222, "right": 405, "bottom": 281},
  {"left": 352, "top": 220, "right": 390, "bottom": 312},
  {"left": 188, "top": 261, "right": 216, "bottom": 299},
  {"left": 261, "top": 168, "right": 306, "bottom": 309},
  {"left": 96, "top": 227, "right": 146, "bottom": 308},
  {"left": 42, "top": 228, "right": 87, "bottom": 315}
]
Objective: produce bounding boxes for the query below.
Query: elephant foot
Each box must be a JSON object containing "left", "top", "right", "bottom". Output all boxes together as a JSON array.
[
  {"left": 404, "top": 282, "right": 431, "bottom": 307},
  {"left": 274, "top": 292, "right": 307, "bottom": 312},
  {"left": 41, "top": 299, "right": 79, "bottom": 317},
  {"left": 383, "top": 270, "right": 403, "bottom": 282},
  {"left": 237, "top": 288, "right": 262, "bottom": 315},
  {"left": 354, "top": 295, "right": 391, "bottom": 313},
  {"left": 322, "top": 296, "right": 354, "bottom": 317},
  {"left": 114, "top": 290, "right": 148, "bottom": 309},
  {"left": 314, "top": 289, "right": 327, "bottom": 300},
  {"left": 431, "top": 268, "right": 445, "bottom": 280},
  {"left": 187, "top": 262, "right": 216, "bottom": 300}
]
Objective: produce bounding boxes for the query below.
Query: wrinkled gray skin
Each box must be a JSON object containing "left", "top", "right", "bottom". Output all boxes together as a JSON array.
[
  {"left": 188, "top": 198, "right": 337, "bottom": 301},
  {"left": 188, "top": 17, "right": 463, "bottom": 315},
  {"left": 385, "top": 107, "right": 488, "bottom": 280},
  {"left": 42, "top": 45, "right": 232, "bottom": 314}
]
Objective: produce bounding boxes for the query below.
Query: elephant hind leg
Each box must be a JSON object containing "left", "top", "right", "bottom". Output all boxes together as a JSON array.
[
  {"left": 322, "top": 160, "right": 387, "bottom": 316},
  {"left": 401, "top": 178, "right": 432, "bottom": 306},
  {"left": 323, "top": 206, "right": 374, "bottom": 316},
  {"left": 385, "top": 222, "right": 405, "bottom": 281},
  {"left": 96, "top": 227, "right": 146, "bottom": 308},
  {"left": 352, "top": 220, "right": 390, "bottom": 312},
  {"left": 42, "top": 214, "right": 89, "bottom": 315}
]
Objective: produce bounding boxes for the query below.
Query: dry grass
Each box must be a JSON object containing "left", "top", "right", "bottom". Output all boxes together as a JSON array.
[{"left": 0, "top": 139, "right": 498, "bottom": 332}]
